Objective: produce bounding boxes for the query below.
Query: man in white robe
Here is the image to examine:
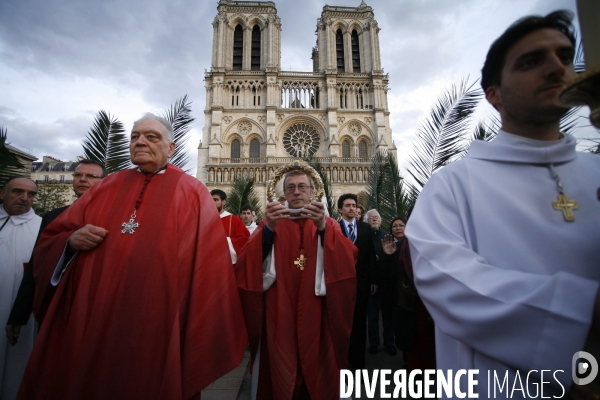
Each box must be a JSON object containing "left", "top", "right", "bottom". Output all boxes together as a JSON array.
[
  {"left": 0, "top": 177, "right": 41, "bottom": 399},
  {"left": 406, "top": 11, "right": 600, "bottom": 399}
]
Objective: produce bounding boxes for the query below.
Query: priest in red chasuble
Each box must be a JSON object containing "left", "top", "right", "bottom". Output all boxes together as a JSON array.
[
  {"left": 18, "top": 114, "right": 247, "bottom": 400},
  {"left": 236, "top": 170, "right": 358, "bottom": 400},
  {"left": 210, "top": 189, "right": 250, "bottom": 264}
]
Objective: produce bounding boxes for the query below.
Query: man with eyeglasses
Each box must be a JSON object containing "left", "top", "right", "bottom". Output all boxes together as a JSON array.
[
  {"left": 365, "top": 209, "right": 396, "bottom": 356},
  {"left": 5, "top": 159, "right": 107, "bottom": 349},
  {"left": 0, "top": 177, "right": 40, "bottom": 399},
  {"left": 236, "top": 170, "right": 358, "bottom": 399}
]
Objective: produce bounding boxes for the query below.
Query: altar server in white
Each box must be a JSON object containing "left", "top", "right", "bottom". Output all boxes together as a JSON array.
[
  {"left": 406, "top": 10, "right": 600, "bottom": 399},
  {"left": 0, "top": 177, "right": 40, "bottom": 399}
]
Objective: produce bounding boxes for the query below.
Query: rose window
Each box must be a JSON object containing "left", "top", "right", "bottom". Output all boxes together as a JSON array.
[{"left": 283, "top": 123, "right": 320, "bottom": 158}]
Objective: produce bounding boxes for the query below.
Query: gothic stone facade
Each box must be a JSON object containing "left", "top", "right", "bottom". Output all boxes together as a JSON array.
[{"left": 197, "top": 0, "right": 396, "bottom": 206}]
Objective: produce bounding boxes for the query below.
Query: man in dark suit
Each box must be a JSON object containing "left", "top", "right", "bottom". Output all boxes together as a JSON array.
[
  {"left": 338, "top": 193, "right": 378, "bottom": 369},
  {"left": 5, "top": 159, "right": 107, "bottom": 345}
]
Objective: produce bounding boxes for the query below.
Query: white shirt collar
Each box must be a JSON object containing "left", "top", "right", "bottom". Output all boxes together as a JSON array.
[
  {"left": 0, "top": 205, "right": 37, "bottom": 226},
  {"left": 342, "top": 218, "right": 356, "bottom": 228},
  {"left": 220, "top": 210, "right": 232, "bottom": 218}
]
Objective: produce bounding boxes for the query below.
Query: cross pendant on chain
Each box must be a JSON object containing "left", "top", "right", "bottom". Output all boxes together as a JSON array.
[
  {"left": 294, "top": 254, "right": 306, "bottom": 271},
  {"left": 121, "top": 217, "right": 140, "bottom": 234},
  {"left": 552, "top": 194, "right": 578, "bottom": 222}
]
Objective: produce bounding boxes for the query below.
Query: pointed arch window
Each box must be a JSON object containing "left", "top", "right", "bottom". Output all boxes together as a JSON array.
[
  {"left": 231, "top": 139, "right": 241, "bottom": 160},
  {"left": 336, "top": 29, "right": 345, "bottom": 72},
  {"left": 358, "top": 140, "right": 368, "bottom": 158},
  {"left": 233, "top": 25, "right": 243, "bottom": 70},
  {"left": 351, "top": 30, "right": 360, "bottom": 72},
  {"left": 249, "top": 139, "right": 260, "bottom": 160},
  {"left": 342, "top": 140, "right": 351, "bottom": 158},
  {"left": 251, "top": 25, "right": 261, "bottom": 70}
]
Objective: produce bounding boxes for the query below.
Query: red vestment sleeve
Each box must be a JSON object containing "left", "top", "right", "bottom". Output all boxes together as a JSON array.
[
  {"left": 23, "top": 166, "right": 247, "bottom": 400},
  {"left": 224, "top": 215, "right": 250, "bottom": 257}
]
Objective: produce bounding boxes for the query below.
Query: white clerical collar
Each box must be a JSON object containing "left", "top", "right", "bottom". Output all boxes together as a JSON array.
[
  {"left": 246, "top": 221, "right": 257, "bottom": 228},
  {"left": 220, "top": 210, "right": 232, "bottom": 218},
  {"left": 0, "top": 205, "right": 37, "bottom": 225},
  {"left": 467, "top": 129, "right": 576, "bottom": 164},
  {"left": 136, "top": 165, "right": 168, "bottom": 174}
]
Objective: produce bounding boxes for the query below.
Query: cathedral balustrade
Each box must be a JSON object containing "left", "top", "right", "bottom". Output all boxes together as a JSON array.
[
  {"left": 208, "top": 156, "right": 374, "bottom": 165},
  {"left": 279, "top": 71, "right": 324, "bottom": 77},
  {"left": 205, "top": 158, "right": 375, "bottom": 185},
  {"left": 224, "top": 70, "right": 266, "bottom": 75}
]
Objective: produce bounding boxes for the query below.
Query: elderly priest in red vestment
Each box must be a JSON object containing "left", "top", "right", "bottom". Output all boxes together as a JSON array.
[
  {"left": 17, "top": 113, "right": 247, "bottom": 400},
  {"left": 236, "top": 168, "right": 358, "bottom": 400}
]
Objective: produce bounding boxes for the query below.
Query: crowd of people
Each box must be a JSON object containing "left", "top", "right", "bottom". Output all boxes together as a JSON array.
[{"left": 0, "top": 8, "right": 599, "bottom": 400}]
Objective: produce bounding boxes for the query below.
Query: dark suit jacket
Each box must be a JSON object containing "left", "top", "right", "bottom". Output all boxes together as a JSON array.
[
  {"left": 6, "top": 205, "right": 69, "bottom": 325},
  {"left": 339, "top": 219, "right": 378, "bottom": 292}
]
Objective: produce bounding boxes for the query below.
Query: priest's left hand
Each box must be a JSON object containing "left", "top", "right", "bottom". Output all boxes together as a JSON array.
[{"left": 301, "top": 201, "right": 326, "bottom": 231}]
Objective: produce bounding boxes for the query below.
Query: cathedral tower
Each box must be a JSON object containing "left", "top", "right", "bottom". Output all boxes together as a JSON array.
[{"left": 198, "top": 0, "right": 396, "bottom": 205}]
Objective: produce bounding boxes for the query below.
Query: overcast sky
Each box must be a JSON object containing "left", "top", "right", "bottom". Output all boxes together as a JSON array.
[{"left": 0, "top": 0, "right": 592, "bottom": 174}]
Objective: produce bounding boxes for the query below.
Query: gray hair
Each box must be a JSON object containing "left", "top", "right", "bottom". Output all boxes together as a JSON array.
[
  {"left": 366, "top": 209, "right": 381, "bottom": 219},
  {"left": 282, "top": 170, "right": 314, "bottom": 189},
  {"left": 133, "top": 113, "right": 174, "bottom": 141}
]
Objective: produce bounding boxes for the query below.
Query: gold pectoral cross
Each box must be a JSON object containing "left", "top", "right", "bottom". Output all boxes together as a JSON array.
[
  {"left": 552, "top": 193, "right": 578, "bottom": 222},
  {"left": 294, "top": 253, "right": 306, "bottom": 271}
]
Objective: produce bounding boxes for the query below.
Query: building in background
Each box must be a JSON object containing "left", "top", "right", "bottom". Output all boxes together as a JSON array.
[
  {"left": 30, "top": 156, "right": 79, "bottom": 204},
  {"left": 197, "top": 0, "right": 396, "bottom": 204}
]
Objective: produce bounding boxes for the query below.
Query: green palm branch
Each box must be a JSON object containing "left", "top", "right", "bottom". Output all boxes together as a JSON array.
[
  {"left": 82, "top": 110, "right": 131, "bottom": 173},
  {"left": 226, "top": 174, "right": 265, "bottom": 221},
  {"left": 306, "top": 158, "right": 339, "bottom": 219},
  {"left": 162, "top": 94, "right": 194, "bottom": 172},
  {"left": 406, "top": 77, "right": 482, "bottom": 193},
  {"left": 0, "top": 128, "right": 26, "bottom": 188},
  {"left": 365, "top": 150, "right": 414, "bottom": 229}
]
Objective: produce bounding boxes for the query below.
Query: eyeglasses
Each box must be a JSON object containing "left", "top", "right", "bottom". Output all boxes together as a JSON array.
[
  {"left": 392, "top": 224, "right": 406, "bottom": 229},
  {"left": 284, "top": 184, "right": 312, "bottom": 193},
  {"left": 72, "top": 172, "right": 102, "bottom": 180},
  {"left": 368, "top": 216, "right": 379, "bottom": 220}
]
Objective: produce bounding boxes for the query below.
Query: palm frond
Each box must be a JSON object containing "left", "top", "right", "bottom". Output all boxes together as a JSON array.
[
  {"left": 560, "top": 106, "right": 583, "bottom": 135},
  {"left": 226, "top": 174, "right": 265, "bottom": 221},
  {"left": 365, "top": 150, "right": 389, "bottom": 212},
  {"left": 364, "top": 151, "right": 414, "bottom": 229},
  {"left": 163, "top": 95, "right": 194, "bottom": 172},
  {"left": 82, "top": 110, "right": 130, "bottom": 173},
  {"left": 574, "top": 39, "right": 585, "bottom": 73},
  {"left": 471, "top": 113, "right": 500, "bottom": 142},
  {"left": 0, "top": 127, "right": 27, "bottom": 188},
  {"left": 306, "top": 158, "right": 339, "bottom": 219},
  {"left": 406, "top": 77, "right": 482, "bottom": 191}
]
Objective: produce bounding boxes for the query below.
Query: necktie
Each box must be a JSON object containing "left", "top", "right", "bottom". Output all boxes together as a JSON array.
[{"left": 348, "top": 223, "right": 356, "bottom": 242}]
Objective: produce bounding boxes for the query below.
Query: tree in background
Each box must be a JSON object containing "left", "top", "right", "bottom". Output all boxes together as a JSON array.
[
  {"left": 32, "top": 181, "right": 71, "bottom": 216},
  {"left": 226, "top": 174, "right": 265, "bottom": 222},
  {"left": 0, "top": 128, "right": 26, "bottom": 189},
  {"left": 365, "top": 151, "right": 416, "bottom": 230}
]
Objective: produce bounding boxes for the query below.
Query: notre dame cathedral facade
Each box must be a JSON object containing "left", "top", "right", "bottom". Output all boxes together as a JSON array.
[{"left": 197, "top": 0, "right": 396, "bottom": 205}]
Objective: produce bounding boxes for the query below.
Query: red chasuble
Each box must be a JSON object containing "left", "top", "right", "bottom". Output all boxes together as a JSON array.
[
  {"left": 220, "top": 213, "right": 250, "bottom": 259},
  {"left": 19, "top": 165, "right": 247, "bottom": 400},
  {"left": 236, "top": 217, "right": 357, "bottom": 400}
]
